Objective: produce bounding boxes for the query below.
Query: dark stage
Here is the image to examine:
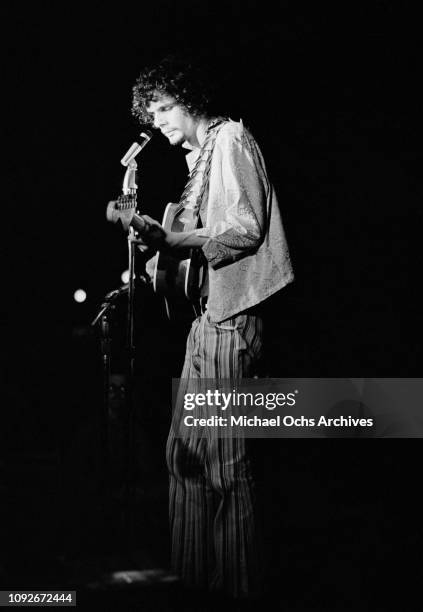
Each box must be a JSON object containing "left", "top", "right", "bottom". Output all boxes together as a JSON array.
[{"left": 3, "top": 2, "right": 423, "bottom": 609}]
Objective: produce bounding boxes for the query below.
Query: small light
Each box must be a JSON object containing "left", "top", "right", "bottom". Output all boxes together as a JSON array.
[
  {"left": 74, "top": 289, "right": 87, "bottom": 303},
  {"left": 121, "top": 269, "right": 130, "bottom": 284}
]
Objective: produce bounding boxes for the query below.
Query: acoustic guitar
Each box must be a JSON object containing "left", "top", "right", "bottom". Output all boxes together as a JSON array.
[{"left": 106, "top": 195, "right": 205, "bottom": 319}]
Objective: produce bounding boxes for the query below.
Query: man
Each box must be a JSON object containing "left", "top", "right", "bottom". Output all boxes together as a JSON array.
[{"left": 126, "top": 56, "right": 293, "bottom": 599}]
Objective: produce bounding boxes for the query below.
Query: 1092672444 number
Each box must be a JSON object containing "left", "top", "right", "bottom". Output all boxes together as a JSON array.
[{"left": 0, "top": 591, "right": 76, "bottom": 606}]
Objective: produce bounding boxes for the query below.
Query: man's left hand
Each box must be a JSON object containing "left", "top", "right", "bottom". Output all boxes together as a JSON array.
[{"left": 132, "top": 214, "right": 167, "bottom": 250}]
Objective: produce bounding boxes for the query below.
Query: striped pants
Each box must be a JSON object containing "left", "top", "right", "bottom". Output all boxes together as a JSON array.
[{"left": 166, "top": 310, "right": 263, "bottom": 598}]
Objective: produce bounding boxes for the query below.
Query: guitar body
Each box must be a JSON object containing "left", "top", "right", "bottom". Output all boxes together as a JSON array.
[
  {"left": 152, "top": 203, "right": 205, "bottom": 320},
  {"left": 106, "top": 197, "right": 205, "bottom": 321}
]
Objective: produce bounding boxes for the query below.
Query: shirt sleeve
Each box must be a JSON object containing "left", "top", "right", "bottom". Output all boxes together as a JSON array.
[{"left": 196, "top": 125, "right": 269, "bottom": 269}]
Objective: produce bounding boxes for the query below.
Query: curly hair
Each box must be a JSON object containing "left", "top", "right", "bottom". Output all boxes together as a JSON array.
[{"left": 132, "top": 55, "right": 216, "bottom": 126}]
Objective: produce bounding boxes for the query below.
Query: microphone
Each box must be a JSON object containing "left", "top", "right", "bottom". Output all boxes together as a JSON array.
[{"left": 120, "top": 130, "right": 153, "bottom": 166}]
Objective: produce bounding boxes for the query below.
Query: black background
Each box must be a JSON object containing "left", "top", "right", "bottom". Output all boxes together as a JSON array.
[{"left": 2, "top": 2, "right": 423, "bottom": 608}]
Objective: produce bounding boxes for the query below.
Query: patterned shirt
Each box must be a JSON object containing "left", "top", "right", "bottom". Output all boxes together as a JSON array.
[{"left": 183, "top": 119, "right": 294, "bottom": 322}]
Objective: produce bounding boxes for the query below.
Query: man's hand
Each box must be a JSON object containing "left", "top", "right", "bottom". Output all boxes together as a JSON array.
[
  {"left": 132, "top": 216, "right": 208, "bottom": 254},
  {"left": 128, "top": 234, "right": 153, "bottom": 256},
  {"left": 131, "top": 214, "right": 167, "bottom": 250}
]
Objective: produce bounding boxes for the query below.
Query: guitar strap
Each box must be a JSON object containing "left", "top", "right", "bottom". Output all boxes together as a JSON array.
[{"left": 174, "top": 118, "right": 227, "bottom": 229}]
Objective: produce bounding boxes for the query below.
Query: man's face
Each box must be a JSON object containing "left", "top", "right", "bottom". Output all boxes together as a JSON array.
[{"left": 146, "top": 94, "right": 199, "bottom": 146}]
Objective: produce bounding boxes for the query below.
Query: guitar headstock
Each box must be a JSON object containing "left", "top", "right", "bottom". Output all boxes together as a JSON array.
[{"left": 106, "top": 194, "right": 137, "bottom": 230}]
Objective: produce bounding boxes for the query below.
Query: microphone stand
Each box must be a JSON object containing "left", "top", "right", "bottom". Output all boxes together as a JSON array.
[
  {"left": 124, "top": 242, "right": 155, "bottom": 551},
  {"left": 121, "top": 157, "right": 152, "bottom": 550},
  {"left": 100, "top": 131, "right": 151, "bottom": 552},
  {"left": 118, "top": 157, "right": 139, "bottom": 547},
  {"left": 124, "top": 227, "right": 137, "bottom": 545}
]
